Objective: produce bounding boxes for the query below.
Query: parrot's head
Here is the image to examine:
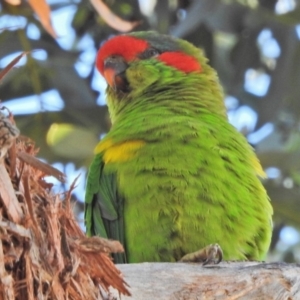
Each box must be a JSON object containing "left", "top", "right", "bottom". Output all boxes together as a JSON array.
[{"left": 96, "top": 31, "right": 226, "bottom": 122}]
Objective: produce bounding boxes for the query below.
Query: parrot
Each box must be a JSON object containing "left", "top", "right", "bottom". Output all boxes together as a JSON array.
[{"left": 84, "top": 31, "right": 273, "bottom": 264}]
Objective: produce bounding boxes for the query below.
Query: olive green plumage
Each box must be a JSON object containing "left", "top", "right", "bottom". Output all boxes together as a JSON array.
[{"left": 85, "top": 31, "right": 273, "bottom": 263}]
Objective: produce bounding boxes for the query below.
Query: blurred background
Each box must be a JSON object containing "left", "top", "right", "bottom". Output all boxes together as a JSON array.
[{"left": 0, "top": 0, "right": 299, "bottom": 262}]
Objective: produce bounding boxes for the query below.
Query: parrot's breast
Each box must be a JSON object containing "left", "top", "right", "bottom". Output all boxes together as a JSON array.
[{"left": 102, "top": 116, "right": 272, "bottom": 263}]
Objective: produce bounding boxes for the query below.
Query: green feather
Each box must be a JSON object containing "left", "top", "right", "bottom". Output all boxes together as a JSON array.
[{"left": 85, "top": 153, "right": 126, "bottom": 263}]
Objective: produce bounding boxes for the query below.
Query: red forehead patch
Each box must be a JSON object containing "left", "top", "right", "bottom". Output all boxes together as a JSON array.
[
  {"left": 157, "top": 52, "right": 202, "bottom": 73},
  {"left": 96, "top": 36, "right": 149, "bottom": 75}
]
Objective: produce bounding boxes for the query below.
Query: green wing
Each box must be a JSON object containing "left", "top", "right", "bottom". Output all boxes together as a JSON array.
[{"left": 84, "top": 153, "right": 126, "bottom": 263}]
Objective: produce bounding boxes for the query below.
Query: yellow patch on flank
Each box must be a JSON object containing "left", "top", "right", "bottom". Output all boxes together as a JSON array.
[
  {"left": 94, "top": 138, "right": 145, "bottom": 163},
  {"left": 251, "top": 155, "right": 266, "bottom": 178}
]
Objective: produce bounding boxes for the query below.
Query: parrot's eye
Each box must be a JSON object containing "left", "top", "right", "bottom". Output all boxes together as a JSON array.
[{"left": 138, "top": 47, "right": 160, "bottom": 59}]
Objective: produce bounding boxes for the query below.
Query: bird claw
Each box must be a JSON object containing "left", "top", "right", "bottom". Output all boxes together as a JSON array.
[
  {"left": 202, "top": 243, "right": 223, "bottom": 265},
  {"left": 179, "top": 243, "right": 223, "bottom": 265}
]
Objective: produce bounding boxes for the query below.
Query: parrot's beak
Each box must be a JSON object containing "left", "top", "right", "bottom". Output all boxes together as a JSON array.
[{"left": 103, "top": 56, "right": 129, "bottom": 92}]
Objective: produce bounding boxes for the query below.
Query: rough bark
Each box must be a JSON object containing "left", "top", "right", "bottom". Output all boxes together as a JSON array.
[{"left": 0, "top": 112, "right": 130, "bottom": 299}]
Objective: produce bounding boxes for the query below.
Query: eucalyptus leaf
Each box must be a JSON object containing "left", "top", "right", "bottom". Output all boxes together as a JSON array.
[{"left": 46, "top": 123, "right": 98, "bottom": 159}]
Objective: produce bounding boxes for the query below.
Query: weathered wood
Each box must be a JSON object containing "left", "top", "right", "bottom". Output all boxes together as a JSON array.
[{"left": 110, "top": 261, "right": 300, "bottom": 299}]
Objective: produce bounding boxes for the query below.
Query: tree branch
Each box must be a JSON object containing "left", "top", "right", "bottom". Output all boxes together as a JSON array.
[{"left": 110, "top": 261, "right": 300, "bottom": 299}]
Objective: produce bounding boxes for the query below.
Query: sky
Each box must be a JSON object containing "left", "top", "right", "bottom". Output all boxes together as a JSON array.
[{"left": 0, "top": 0, "right": 299, "bottom": 248}]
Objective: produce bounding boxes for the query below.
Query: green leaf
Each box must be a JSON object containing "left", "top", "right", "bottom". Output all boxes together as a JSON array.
[{"left": 46, "top": 123, "right": 98, "bottom": 159}]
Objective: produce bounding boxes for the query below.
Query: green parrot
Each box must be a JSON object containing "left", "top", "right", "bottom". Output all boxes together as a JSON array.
[{"left": 84, "top": 31, "right": 273, "bottom": 264}]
